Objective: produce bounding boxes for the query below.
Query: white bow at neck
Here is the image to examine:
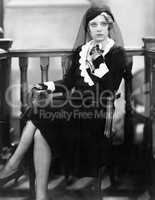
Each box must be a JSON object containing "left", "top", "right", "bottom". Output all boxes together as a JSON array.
[{"left": 79, "top": 38, "right": 115, "bottom": 86}]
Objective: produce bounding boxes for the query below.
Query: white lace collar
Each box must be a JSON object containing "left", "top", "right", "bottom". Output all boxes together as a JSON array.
[{"left": 79, "top": 38, "right": 115, "bottom": 86}]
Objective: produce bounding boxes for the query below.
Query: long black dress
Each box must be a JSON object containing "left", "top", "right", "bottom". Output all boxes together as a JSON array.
[{"left": 24, "top": 43, "right": 126, "bottom": 177}]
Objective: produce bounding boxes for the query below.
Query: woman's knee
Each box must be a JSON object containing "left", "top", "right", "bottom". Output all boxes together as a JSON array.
[
  {"left": 26, "top": 120, "right": 37, "bottom": 132},
  {"left": 33, "top": 129, "right": 48, "bottom": 146},
  {"left": 34, "top": 129, "right": 52, "bottom": 155},
  {"left": 34, "top": 129, "right": 43, "bottom": 140}
]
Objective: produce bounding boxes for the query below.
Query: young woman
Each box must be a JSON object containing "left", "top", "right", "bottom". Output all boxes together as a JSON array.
[
  {"left": 73, "top": 0, "right": 124, "bottom": 49},
  {"left": 0, "top": 7, "right": 126, "bottom": 200}
]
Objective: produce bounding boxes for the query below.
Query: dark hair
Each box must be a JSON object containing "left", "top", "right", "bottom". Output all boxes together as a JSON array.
[{"left": 85, "top": 7, "right": 115, "bottom": 32}]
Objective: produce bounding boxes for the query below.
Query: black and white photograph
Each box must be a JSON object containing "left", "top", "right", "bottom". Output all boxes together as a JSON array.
[{"left": 0, "top": 0, "right": 155, "bottom": 199}]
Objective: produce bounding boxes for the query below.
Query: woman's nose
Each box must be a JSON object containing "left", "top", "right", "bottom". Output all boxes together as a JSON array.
[{"left": 96, "top": 24, "right": 102, "bottom": 31}]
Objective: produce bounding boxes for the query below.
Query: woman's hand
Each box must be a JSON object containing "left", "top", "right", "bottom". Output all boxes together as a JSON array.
[
  {"left": 32, "top": 83, "right": 48, "bottom": 90},
  {"left": 32, "top": 81, "right": 55, "bottom": 92},
  {"left": 44, "top": 81, "right": 55, "bottom": 92},
  {"left": 31, "top": 82, "right": 55, "bottom": 108}
]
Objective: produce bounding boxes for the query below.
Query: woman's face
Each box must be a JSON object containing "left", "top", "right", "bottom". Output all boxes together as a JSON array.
[{"left": 88, "top": 15, "right": 109, "bottom": 43}]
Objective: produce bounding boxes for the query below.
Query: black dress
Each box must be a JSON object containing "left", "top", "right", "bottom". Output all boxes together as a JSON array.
[{"left": 24, "top": 44, "right": 126, "bottom": 177}]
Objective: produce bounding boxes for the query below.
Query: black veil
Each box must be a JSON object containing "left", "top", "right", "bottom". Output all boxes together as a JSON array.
[{"left": 73, "top": 4, "right": 124, "bottom": 49}]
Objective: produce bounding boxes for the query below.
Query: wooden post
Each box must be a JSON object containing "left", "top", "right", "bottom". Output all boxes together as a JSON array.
[
  {"left": 143, "top": 37, "right": 155, "bottom": 185},
  {"left": 0, "top": 0, "right": 4, "bottom": 37},
  {"left": 0, "top": 39, "right": 12, "bottom": 149},
  {"left": 143, "top": 38, "right": 155, "bottom": 155},
  {"left": 40, "top": 57, "right": 49, "bottom": 82},
  {"left": 123, "top": 55, "right": 133, "bottom": 152},
  {"left": 61, "top": 55, "right": 72, "bottom": 76},
  {"left": 19, "top": 57, "right": 28, "bottom": 113}
]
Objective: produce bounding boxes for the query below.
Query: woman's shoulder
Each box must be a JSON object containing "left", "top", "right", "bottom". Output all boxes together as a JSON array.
[
  {"left": 72, "top": 43, "right": 89, "bottom": 59},
  {"left": 73, "top": 41, "right": 91, "bottom": 52},
  {"left": 110, "top": 45, "right": 125, "bottom": 54},
  {"left": 73, "top": 44, "right": 83, "bottom": 52},
  {"left": 108, "top": 45, "right": 126, "bottom": 60}
]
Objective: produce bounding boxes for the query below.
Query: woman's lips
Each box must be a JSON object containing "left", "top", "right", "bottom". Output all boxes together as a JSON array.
[{"left": 96, "top": 34, "right": 104, "bottom": 37}]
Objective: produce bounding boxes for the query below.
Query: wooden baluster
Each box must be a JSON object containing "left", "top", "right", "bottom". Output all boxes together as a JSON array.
[
  {"left": 61, "top": 55, "right": 72, "bottom": 76},
  {"left": 124, "top": 55, "right": 133, "bottom": 149},
  {"left": 19, "top": 57, "right": 28, "bottom": 113},
  {"left": 40, "top": 57, "right": 49, "bottom": 82},
  {"left": 0, "top": 0, "right": 4, "bottom": 37},
  {"left": 125, "top": 55, "right": 133, "bottom": 115}
]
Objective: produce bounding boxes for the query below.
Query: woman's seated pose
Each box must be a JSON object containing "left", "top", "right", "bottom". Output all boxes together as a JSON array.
[{"left": 0, "top": 6, "right": 126, "bottom": 200}]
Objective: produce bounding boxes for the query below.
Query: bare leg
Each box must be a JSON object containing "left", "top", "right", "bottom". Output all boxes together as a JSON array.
[
  {"left": 0, "top": 121, "right": 36, "bottom": 178},
  {"left": 33, "top": 129, "right": 51, "bottom": 200}
]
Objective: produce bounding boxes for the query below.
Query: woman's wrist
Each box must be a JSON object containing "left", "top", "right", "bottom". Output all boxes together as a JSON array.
[{"left": 92, "top": 55, "right": 104, "bottom": 69}]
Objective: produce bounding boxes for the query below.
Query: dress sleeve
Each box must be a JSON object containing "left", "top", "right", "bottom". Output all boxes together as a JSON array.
[
  {"left": 110, "top": 46, "right": 126, "bottom": 73},
  {"left": 109, "top": 46, "right": 126, "bottom": 92},
  {"left": 87, "top": 46, "right": 126, "bottom": 94}
]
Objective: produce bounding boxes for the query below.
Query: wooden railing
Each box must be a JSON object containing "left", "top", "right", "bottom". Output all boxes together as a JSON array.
[
  {"left": 8, "top": 48, "right": 144, "bottom": 113},
  {"left": 9, "top": 49, "right": 74, "bottom": 112}
]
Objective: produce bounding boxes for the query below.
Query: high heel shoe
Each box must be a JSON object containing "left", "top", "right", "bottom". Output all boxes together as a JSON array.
[{"left": 0, "top": 168, "right": 24, "bottom": 186}]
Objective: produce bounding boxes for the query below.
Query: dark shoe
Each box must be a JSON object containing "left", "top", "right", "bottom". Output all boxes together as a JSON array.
[{"left": 0, "top": 168, "right": 24, "bottom": 186}]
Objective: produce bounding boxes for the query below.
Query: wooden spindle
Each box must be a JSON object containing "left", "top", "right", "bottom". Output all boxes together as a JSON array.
[
  {"left": 125, "top": 55, "right": 133, "bottom": 114},
  {"left": 40, "top": 57, "right": 49, "bottom": 82},
  {"left": 124, "top": 55, "right": 133, "bottom": 148},
  {"left": 61, "top": 55, "right": 72, "bottom": 76},
  {"left": 19, "top": 57, "right": 28, "bottom": 112}
]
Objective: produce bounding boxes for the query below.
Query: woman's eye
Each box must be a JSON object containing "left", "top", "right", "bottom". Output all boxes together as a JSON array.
[
  {"left": 90, "top": 22, "right": 97, "bottom": 27},
  {"left": 89, "top": 22, "right": 108, "bottom": 28},
  {"left": 100, "top": 22, "right": 108, "bottom": 26}
]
